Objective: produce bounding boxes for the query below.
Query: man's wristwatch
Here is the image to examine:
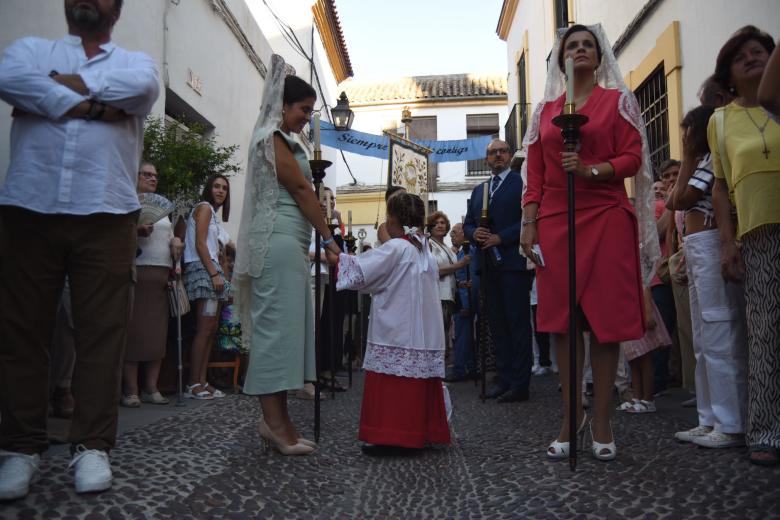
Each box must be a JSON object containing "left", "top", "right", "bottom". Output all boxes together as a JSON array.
[
  {"left": 590, "top": 166, "right": 600, "bottom": 179},
  {"left": 85, "top": 101, "right": 105, "bottom": 121}
]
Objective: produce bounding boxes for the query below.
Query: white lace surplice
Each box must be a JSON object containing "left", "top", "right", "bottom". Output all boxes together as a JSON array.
[{"left": 336, "top": 239, "right": 445, "bottom": 379}]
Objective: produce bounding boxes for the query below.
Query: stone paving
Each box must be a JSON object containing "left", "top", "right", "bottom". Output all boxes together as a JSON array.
[{"left": 3, "top": 373, "right": 779, "bottom": 519}]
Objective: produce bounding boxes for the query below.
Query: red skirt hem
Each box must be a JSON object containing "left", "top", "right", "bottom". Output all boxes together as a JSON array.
[{"left": 358, "top": 371, "right": 451, "bottom": 448}]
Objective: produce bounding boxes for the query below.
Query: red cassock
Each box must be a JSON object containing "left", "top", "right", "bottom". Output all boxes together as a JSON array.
[
  {"left": 359, "top": 372, "right": 451, "bottom": 448},
  {"left": 523, "top": 86, "right": 645, "bottom": 343}
]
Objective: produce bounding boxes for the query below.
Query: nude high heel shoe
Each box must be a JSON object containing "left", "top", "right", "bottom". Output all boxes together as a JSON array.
[
  {"left": 259, "top": 419, "right": 317, "bottom": 448},
  {"left": 547, "top": 413, "right": 588, "bottom": 459},
  {"left": 258, "top": 420, "right": 315, "bottom": 455}
]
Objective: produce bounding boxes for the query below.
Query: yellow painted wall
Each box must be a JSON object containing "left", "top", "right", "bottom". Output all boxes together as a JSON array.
[
  {"left": 622, "top": 21, "right": 684, "bottom": 197},
  {"left": 336, "top": 191, "right": 386, "bottom": 228}
]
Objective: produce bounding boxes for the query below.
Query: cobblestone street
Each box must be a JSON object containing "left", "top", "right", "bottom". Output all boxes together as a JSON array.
[{"left": 5, "top": 373, "right": 779, "bottom": 519}]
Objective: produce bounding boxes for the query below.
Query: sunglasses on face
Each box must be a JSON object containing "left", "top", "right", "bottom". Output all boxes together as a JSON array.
[{"left": 140, "top": 171, "right": 158, "bottom": 179}]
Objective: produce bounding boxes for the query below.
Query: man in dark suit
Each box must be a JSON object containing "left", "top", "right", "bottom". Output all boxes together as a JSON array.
[{"left": 463, "top": 139, "right": 533, "bottom": 402}]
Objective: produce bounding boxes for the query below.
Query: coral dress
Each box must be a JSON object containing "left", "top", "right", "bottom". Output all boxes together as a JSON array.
[{"left": 523, "top": 86, "right": 644, "bottom": 343}]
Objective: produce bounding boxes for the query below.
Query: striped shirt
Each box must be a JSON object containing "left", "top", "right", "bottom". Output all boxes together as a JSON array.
[{"left": 685, "top": 153, "right": 714, "bottom": 220}]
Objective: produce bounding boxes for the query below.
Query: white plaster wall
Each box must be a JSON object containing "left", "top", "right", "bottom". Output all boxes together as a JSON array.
[
  {"left": 504, "top": 0, "right": 556, "bottom": 111},
  {"left": 504, "top": 0, "right": 780, "bottom": 151},
  {"left": 577, "top": 0, "right": 780, "bottom": 117},
  {"left": 164, "top": 0, "right": 273, "bottom": 238},
  {"left": 245, "top": 0, "right": 343, "bottom": 190},
  {"left": 0, "top": 0, "right": 315, "bottom": 239}
]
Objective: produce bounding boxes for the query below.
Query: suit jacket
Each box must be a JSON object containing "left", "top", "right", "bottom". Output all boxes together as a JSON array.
[{"left": 463, "top": 170, "right": 528, "bottom": 272}]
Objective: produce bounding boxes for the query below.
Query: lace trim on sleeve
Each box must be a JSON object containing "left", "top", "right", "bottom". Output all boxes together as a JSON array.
[
  {"left": 363, "top": 343, "right": 445, "bottom": 379},
  {"left": 336, "top": 253, "right": 365, "bottom": 291}
]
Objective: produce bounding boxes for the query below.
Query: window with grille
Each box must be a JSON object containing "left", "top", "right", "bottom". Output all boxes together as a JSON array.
[
  {"left": 466, "top": 113, "right": 499, "bottom": 177},
  {"left": 554, "top": 0, "right": 569, "bottom": 29},
  {"left": 634, "top": 65, "right": 670, "bottom": 171},
  {"left": 409, "top": 116, "right": 438, "bottom": 191},
  {"left": 518, "top": 54, "right": 528, "bottom": 144}
]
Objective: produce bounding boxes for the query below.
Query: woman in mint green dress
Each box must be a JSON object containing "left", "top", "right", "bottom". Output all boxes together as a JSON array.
[{"left": 234, "top": 56, "right": 341, "bottom": 455}]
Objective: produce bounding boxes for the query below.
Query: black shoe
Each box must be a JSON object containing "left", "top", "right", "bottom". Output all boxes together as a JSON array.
[
  {"left": 360, "top": 444, "right": 420, "bottom": 457},
  {"left": 497, "top": 389, "right": 529, "bottom": 403},
  {"left": 444, "top": 372, "right": 470, "bottom": 383},
  {"left": 484, "top": 385, "right": 509, "bottom": 399}
]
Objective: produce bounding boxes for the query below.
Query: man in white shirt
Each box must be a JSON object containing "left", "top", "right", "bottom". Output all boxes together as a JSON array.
[{"left": 0, "top": 0, "right": 159, "bottom": 500}]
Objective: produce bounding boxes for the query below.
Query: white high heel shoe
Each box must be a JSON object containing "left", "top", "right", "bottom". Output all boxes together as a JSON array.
[
  {"left": 590, "top": 421, "right": 617, "bottom": 461},
  {"left": 547, "top": 414, "right": 588, "bottom": 460}
]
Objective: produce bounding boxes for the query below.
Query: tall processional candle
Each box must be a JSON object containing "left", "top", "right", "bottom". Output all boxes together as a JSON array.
[
  {"left": 482, "top": 181, "right": 489, "bottom": 212},
  {"left": 348, "top": 210, "right": 352, "bottom": 234},
  {"left": 313, "top": 112, "right": 321, "bottom": 152},
  {"left": 565, "top": 57, "right": 575, "bottom": 105}
]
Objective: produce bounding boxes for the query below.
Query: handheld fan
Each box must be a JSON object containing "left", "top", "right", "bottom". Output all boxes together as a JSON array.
[{"left": 138, "top": 193, "right": 175, "bottom": 225}]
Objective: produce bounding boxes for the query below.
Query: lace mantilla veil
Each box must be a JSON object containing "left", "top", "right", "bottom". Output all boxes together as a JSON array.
[
  {"left": 520, "top": 24, "right": 661, "bottom": 283},
  {"left": 234, "top": 54, "right": 287, "bottom": 346}
]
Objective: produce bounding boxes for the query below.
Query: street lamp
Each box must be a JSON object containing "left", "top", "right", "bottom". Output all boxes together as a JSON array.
[
  {"left": 401, "top": 106, "right": 412, "bottom": 140},
  {"left": 331, "top": 91, "right": 354, "bottom": 131}
]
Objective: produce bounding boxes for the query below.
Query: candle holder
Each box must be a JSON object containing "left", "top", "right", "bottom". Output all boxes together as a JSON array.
[
  {"left": 309, "top": 156, "right": 332, "bottom": 444},
  {"left": 551, "top": 103, "right": 588, "bottom": 153},
  {"left": 551, "top": 101, "right": 588, "bottom": 473},
  {"left": 344, "top": 232, "right": 357, "bottom": 254}
]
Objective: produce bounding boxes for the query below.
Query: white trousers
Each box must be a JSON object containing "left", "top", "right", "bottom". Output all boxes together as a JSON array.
[{"left": 684, "top": 229, "right": 748, "bottom": 434}]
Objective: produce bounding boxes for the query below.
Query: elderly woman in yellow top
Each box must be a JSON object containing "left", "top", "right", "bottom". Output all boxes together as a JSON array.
[{"left": 708, "top": 25, "right": 780, "bottom": 467}]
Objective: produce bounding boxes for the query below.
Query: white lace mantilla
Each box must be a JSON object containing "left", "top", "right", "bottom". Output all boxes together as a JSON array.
[
  {"left": 363, "top": 343, "right": 445, "bottom": 379},
  {"left": 234, "top": 54, "right": 287, "bottom": 349}
]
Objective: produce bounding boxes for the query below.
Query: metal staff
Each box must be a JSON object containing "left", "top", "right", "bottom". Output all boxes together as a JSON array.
[
  {"left": 343, "top": 232, "right": 357, "bottom": 387},
  {"left": 326, "top": 216, "right": 339, "bottom": 399},
  {"left": 460, "top": 239, "right": 478, "bottom": 388},
  {"left": 477, "top": 206, "right": 493, "bottom": 402},
  {"left": 309, "top": 155, "right": 332, "bottom": 443},
  {"left": 170, "top": 264, "right": 186, "bottom": 408},
  {"left": 552, "top": 103, "right": 588, "bottom": 472}
]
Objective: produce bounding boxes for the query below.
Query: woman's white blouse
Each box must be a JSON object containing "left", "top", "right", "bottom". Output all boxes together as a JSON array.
[{"left": 429, "top": 239, "right": 456, "bottom": 302}]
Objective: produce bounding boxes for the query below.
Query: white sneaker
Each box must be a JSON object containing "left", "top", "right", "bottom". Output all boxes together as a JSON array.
[
  {"left": 0, "top": 451, "right": 40, "bottom": 500},
  {"left": 692, "top": 431, "right": 745, "bottom": 449},
  {"left": 69, "top": 445, "right": 112, "bottom": 493},
  {"left": 531, "top": 364, "right": 541, "bottom": 375},
  {"left": 674, "top": 425, "right": 713, "bottom": 443}
]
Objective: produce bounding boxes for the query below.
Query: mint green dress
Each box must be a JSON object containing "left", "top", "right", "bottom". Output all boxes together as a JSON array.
[{"left": 243, "top": 131, "right": 316, "bottom": 395}]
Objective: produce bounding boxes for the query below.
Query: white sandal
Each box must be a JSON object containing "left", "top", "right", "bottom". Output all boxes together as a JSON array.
[
  {"left": 590, "top": 421, "right": 617, "bottom": 461},
  {"left": 184, "top": 383, "right": 213, "bottom": 400},
  {"left": 626, "top": 399, "right": 656, "bottom": 414},
  {"left": 204, "top": 382, "right": 226, "bottom": 398},
  {"left": 616, "top": 398, "right": 639, "bottom": 411},
  {"left": 547, "top": 414, "right": 588, "bottom": 460}
]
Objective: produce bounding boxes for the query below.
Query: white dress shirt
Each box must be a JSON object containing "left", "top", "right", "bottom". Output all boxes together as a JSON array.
[{"left": 0, "top": 35, "right": 160, "bottom": 215}]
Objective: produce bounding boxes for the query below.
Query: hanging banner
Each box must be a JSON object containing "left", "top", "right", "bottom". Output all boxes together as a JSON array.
[
  {"left": 388, "top": 138, "right": 428, "bottom": 196},
  {"left": 320, "top": 121, "right": 492, "bottom": 163}
]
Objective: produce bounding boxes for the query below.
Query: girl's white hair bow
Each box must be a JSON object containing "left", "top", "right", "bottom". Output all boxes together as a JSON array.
[{"left": 403, "top": 225, "right": 418, "bottom": 237}]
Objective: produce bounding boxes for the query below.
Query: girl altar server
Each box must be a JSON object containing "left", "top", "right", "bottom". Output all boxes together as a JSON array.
[{"left": 336, "top": 192, "right": 451, "bottom": 453}]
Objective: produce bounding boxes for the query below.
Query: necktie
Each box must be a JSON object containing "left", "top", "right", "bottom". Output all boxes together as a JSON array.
[{"left": 490, "top": 175, "right": 501, "bottom": 198}]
